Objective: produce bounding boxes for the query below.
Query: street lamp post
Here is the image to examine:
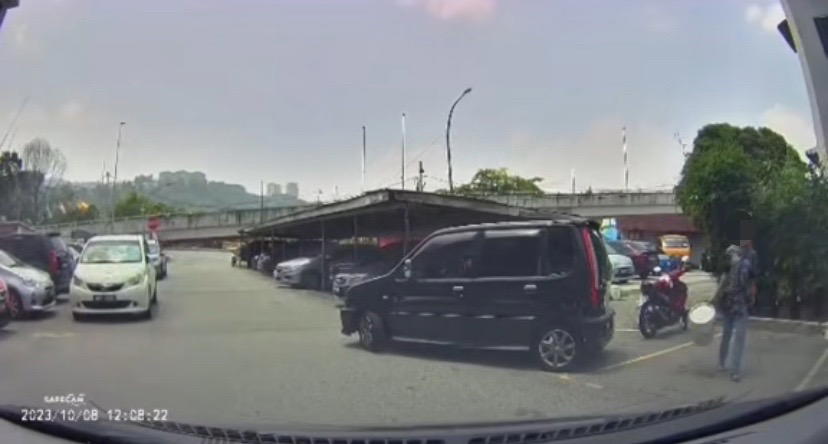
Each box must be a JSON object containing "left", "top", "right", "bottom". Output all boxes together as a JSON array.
[
  {"left": 110, "top": 121, "right": 126, "bottom": 231},
  {"left": 445, "top": 87, "right": 472, "bottom": 193}
]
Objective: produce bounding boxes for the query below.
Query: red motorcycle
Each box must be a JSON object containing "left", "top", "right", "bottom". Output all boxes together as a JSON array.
[{"left": 638, "top": 259, "right": 689, "bottom": 338}]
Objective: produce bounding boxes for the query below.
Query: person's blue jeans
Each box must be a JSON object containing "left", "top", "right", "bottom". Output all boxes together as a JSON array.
[{"left": 719, "top": 314, "right": 748, "bottom": 375}]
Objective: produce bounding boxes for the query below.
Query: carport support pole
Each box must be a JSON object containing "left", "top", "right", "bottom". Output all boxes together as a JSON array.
[
  {"left": 353, "top": 216, "right": 358, "bottom": 261},
  {"left": 403, "top": 204, "right": 411, "bottom": 255},
  {"left": 320, "top": 221, "right": 327, "bottom": 290}
]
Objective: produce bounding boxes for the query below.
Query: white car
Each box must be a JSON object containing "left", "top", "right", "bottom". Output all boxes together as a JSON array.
[
  {"left": 608, "top": 253, "right": 635, "bottom": 284},
  {"left": 70, "top": 235, "right": 157, "bottom": 320}
]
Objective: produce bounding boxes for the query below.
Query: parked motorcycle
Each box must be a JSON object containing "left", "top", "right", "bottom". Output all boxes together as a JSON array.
[{"left": 638, "top": 257, "right": 690, "bottom": 338}]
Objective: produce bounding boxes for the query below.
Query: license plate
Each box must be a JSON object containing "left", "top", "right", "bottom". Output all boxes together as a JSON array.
[{"left": 93, "top": 294, "right": 116, "bottom": 302}]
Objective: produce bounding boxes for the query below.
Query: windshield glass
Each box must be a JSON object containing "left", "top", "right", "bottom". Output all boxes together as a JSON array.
[
  {"left": 1, "top": 0, "right": 827, "bottom": 434},
  {"left": 0, "top": 249, "right": 21, "bottom": 267},
  {"left": 80, "top": 241, "right": 143, "bottom": 264}
]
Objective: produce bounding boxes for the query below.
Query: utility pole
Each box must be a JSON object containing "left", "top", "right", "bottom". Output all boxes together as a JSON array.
[
  {"left": 361, "top": 125, "right": 367, "bottom": 193},
  {"left": 401, "top": 113, "right": 406, "bottom": 190},
  {"left": 259, "top": 180, "right": 264, "bottom": 223},
  {"left": 570, "top": 168, "right": 576, "bottom": 194},
  {"left": 446, "top": 87, "right": 472, "bottom": 193},
  {"left": 622, "top": 126, "right": 629, "bottom": 192},
  {"left": 417, "top": 161, "right": 425, "bottom": 192},
  {"left": 110, "top": 121, "right": 126, "bottom": 231}
]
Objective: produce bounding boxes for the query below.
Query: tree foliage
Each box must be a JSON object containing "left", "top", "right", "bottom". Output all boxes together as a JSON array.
[
  {"left": 677, "top": 123, "right": 826, "bottom": 318},
  {"left": 114, "top": 192, "right": 176, "bottom": 218},
  {"left": 453, "top": 168, "right": 544, "bottom": 196}
]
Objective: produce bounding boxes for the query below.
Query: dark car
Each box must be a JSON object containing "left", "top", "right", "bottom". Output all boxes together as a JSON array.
[
  {"left": 608, "top": 240, "right": 660, "bottom": 279},
  {"left": 0, "top": 233, "right": 73, "bottom": 294},
  {"left": 0, "top": 278, "right": 10, "bottom": 329},
  {"left": 340, "top": 219, "right": 615, "bottom": 372}
]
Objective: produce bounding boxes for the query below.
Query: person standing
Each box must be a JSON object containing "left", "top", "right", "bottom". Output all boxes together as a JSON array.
[{"left": 717, "top": 244, "right": 755, "bottom": 381}]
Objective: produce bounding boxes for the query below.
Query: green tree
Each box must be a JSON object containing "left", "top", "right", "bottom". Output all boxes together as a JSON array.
[
  {"left": 676, "top": 124, "right": 806, "bottom": 274},
  {"left": 114, "top": 192, "right": 175, "bottom": 218},
  {"left": 453, "top": 168, "right": 544, "bottom": 196}
]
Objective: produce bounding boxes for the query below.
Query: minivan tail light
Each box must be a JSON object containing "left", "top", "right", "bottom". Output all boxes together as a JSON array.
[
  {"left": 580, "top": 228, "right": 601, "bottom": 309},
  {"left": 48, "top": 250, "right": 60, "bottom": 276}
]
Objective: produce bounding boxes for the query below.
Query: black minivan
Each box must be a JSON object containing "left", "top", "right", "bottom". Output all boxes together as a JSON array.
[
  {"left": 0, "top": 233, "right": 74, "bottom": 294},
  {"left": 340, "top": 219, "right": 614, "bottom": 371}
]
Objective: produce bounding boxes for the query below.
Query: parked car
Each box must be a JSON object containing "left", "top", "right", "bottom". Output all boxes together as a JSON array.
[
  {"left": 275, "top": 245, "right": 385, "bottom": 290},
  {"left": 0, "top": 278, "right": 10, "bottom": 329},
  {"left": 604, "top": 243, "right": 635, "bottom": 284},
  {"left": 0, "top": 249, "right": 56, "bottom": 319},
  {"left": 332, "top": 245, "right": 407, "bottom": 297},
  {"left": 340, "top": 219, "right": 615, "bottom": 372},
  {"left": 0, "top": 233, "right": 73, "bottom": 295},
  {"left": 67, "top": 242, "right": 86, "bottom": 266},
  {"left": 608, "top": 240, "right": 660, "bottom": 279},
  {"left": 70, "top": 234, "right": 158, "bottom": 320},
  {"left": 659, "top": 234, "right": 691, "bottom": 259},
  {"left": 146, "top": 239, "right": 168, "bottom": 279}
]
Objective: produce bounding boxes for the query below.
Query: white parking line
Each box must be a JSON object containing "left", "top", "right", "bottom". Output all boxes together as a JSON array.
[
  {"left": 601, "top": 333, "right": 722, "bottom": 371},
  {"left": 32, "top": 332, "right": 76, "bottom": 339},
  {"left": 794, "top": 347, "right": 828, "bottom": 392}
]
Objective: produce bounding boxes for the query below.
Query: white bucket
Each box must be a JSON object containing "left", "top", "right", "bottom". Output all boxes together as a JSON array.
[{"left": 688, "top": 303, "right": 717, "bottom": 346}]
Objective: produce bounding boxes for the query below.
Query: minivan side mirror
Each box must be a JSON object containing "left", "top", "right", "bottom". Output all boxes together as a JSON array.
[{"left": 403, "top": 258, "right": 412, "bottom": 280}]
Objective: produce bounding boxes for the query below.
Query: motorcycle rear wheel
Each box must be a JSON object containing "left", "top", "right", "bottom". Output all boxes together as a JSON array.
[{"left": 639, "top": 302, "right": 659, "bottom": 338}]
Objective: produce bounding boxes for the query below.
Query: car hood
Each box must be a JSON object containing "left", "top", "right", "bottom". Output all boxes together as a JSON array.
[
  {"left": 75, "top": 263, "right": 145, "bottom": 283},
  {"left": 608, "top": 254, "right": 633, "bottom": 268},
  {"left": 0, "top": 265, "right": 52, "bottom": 285}
]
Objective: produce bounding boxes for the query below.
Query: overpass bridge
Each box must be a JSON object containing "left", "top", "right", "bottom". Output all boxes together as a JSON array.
[{"left": 37, "top": 191, "right": 680, "bottom": 242}]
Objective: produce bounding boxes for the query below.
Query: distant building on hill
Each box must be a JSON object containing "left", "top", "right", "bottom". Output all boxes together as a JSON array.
[
  {"left": 285, "top": 182, "right": 299, "bottom": 198},
  {"left": 267, "top": 183, "right": 282, "bottom": 196}
]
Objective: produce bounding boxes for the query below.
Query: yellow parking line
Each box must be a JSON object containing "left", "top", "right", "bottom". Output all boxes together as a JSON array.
[
  {"left": 795, "top": 347, "right": 828, "bottom": 392},
  {"left": 601, "top": 333, "right": 722, "bottom": 371}
]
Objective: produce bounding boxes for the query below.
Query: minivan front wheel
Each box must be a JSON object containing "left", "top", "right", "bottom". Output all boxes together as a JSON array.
[
  {"left": 535, "top": 326, "right": 580, "bottom": 372},
  {"left": 357, "top": 311, "right": 387, "bottom": 352}
]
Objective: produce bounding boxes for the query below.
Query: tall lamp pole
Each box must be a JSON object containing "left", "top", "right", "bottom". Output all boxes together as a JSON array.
[
  {"left": 446, "top": 87, "right": 472, "bottom": 193},
  {"left": 110, "top": 121, "right": 126, "bottom": 230}
]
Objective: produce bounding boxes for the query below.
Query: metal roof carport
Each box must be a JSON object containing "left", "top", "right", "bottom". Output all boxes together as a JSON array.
[{"left": 239, "top": 189, "right": 576, "bottom": 288}]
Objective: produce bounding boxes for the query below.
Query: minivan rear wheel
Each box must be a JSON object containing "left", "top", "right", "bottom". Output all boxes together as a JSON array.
[
  {"left": 357, "top": 311, "right": 387, "bottom": 352},
  {"left": 534, "top": 326, "right": 580, "bottom": 372}
]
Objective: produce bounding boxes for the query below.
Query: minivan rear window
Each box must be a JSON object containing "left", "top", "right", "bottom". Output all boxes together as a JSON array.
[
  {"left": 589, "top": 230, "right": 612, "bottom": 282},
  {"left": 479, "top": 229, "right": 541, "bottom": 277},
  {"left": 49, "top": 236, "right": 68, "bottom": 251}
]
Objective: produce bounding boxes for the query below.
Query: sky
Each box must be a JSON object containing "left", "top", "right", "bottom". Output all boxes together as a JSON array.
[{"left": 0, "top": 0, "right": 818, "bottom": 200}]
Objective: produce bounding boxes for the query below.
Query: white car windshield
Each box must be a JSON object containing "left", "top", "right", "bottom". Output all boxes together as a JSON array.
[{"left": 80, "top": 241, "right": 143, "bottom": 264}]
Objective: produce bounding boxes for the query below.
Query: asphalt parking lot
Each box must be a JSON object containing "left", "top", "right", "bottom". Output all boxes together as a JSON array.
[{"left": 0, "top": 250, "right": 826, "bottom": 428}]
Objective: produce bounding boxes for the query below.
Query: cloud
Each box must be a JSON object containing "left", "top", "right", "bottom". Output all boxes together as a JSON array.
[
  {"left": 11, "top": 22, "right": 30, "bottom": 50},
  {"left": 745, "top": 3, "right": 785, "bottom": 33},
  {"left": 400, "top": 0, "right": 497, "bottom": 23},
  {"left": 502, "top": 119, "right": 685, "bottom": 192},
  {"left": 58, "top": 101, "right": 86, "bottom": 121},
  {"left": 760, "top": 104, "right": 816, "bottom": 150}
]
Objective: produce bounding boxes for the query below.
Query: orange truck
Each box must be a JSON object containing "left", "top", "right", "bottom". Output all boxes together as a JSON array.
[{"left": 659, "top": 234, "right": 691, "bottom": 259}]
